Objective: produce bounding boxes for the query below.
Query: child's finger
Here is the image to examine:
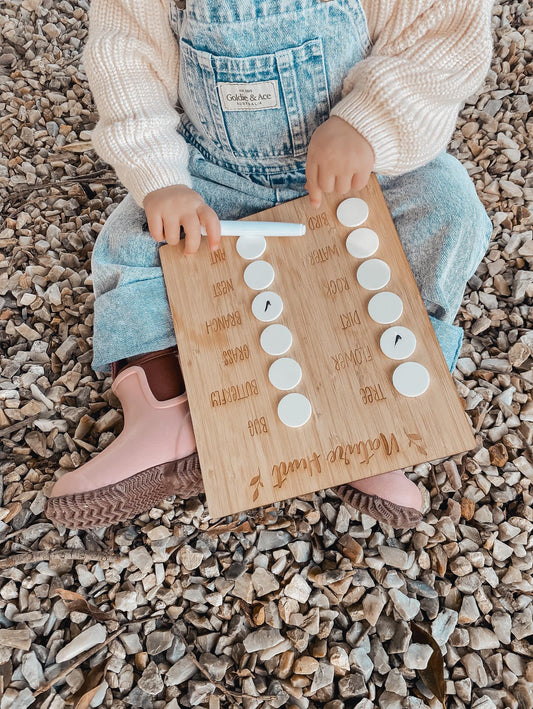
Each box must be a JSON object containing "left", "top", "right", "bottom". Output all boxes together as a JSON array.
[
  {"left": 305, "top": 163, "right": 322, "bottom": 208},
  {"left": 317, "top": 167, "right": 335, "bottom": 195},
  {"left": 146, "top": 212, "right": 164, "bottom": 242},
  {"left": 198, "top": 205, "right": 221, "bottom": 251},
  {"left": 181, "top": 215, "right": 202, "bottom": 254},
  {"left": 351, "top": 170, "right": 370, "bottom": 192},
  {"left": 162, "top": 215, "right": 181, "bottom": 246},
  {"left": 335, "top": 173, "right": 353, "bottom": 195}
]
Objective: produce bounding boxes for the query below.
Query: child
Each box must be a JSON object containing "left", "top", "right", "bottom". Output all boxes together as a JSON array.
[{"left": 45, "top": 0, "right": 494, "bottom": 530}]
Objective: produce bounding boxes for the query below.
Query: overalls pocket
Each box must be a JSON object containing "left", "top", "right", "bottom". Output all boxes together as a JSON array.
[{"left": 178, "top": 36, "right": 331, "bottom": 160}]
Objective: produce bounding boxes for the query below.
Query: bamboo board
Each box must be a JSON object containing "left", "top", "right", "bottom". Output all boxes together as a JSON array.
[{"left": 160, "top": 175, "right": 476, "bottom": 518}]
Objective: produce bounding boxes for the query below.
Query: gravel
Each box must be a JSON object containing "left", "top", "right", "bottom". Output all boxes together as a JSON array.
[{"left": 1, "top": 1, "right": 532, "bottom": 708}]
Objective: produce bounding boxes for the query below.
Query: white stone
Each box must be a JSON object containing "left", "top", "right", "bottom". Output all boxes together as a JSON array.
[
  {"left": 404, "top": 643, "right": 433, "bottom": 669},
  {"left": 284, "top": 574, "right": 311, "bottom": 603},
  {"left": 389, "top": 589, "right": 420, "bottom": 621},
  {"left": 55, "top": 624, "right": 107, "bottom": 663},
  {"left": 114, "top": 591, "right": 137, "bottom": 612}
]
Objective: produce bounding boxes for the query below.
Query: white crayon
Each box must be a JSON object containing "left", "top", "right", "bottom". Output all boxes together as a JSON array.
[{"left": 200, "top": 220, "right": 306, "bottom": 237}]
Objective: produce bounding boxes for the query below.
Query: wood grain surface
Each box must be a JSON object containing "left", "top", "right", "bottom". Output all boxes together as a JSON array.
[{"left": 160, "top": 175, "right": 476, "bottom": 518}]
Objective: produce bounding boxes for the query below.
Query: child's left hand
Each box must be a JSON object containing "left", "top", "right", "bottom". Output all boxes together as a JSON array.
[{"left": 305, "top": 116, "right": 375, "bottom": 209}]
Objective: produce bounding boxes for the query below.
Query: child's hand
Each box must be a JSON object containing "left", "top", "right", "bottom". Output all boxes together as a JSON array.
[
  {"left": 305, "top": 116, "right": 375, "bottom": 209},
  {"left": 143, "top": 184, "right": 221, "bottom": 253}
]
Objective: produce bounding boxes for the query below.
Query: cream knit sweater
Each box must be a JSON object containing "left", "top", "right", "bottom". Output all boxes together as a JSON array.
[{"left": 83, "top": 0, "right": 494, "bottom": 208}]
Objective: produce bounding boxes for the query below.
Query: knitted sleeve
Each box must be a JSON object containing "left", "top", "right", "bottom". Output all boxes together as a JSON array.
[
  {"left": 83, "top": 0, "right": 190, "bottom": 208},
  {"left": 330, "top": 0, "right": 494, "bottom": 175}
]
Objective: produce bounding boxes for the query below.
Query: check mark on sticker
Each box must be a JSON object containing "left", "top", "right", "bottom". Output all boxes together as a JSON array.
[
  {"left": 394, "top": 335, "right": 402, "bottom": 346},
  {"left": 265, "top": 300, "right": 271, "bottom": 312}
]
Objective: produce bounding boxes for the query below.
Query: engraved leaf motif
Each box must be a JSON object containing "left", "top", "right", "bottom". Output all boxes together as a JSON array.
[
  {"left": 252, "top": 488, "right": 259, "bottom": 502},
  {"left": 250, "top": 474, "right": 261, "bottom": 486},
  {"left": 404, "top": 429, "right": 427, "bottom": 456}
]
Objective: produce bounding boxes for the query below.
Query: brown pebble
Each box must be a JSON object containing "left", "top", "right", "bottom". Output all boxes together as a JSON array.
[
  {"left": 135, "top": 652, "right": 148, "bottom": 671},
  {"left": 488, "top": 442, "right": 509, "bottom": 467},
  {"left": 277, "top": 650, "right": 295, "bottom": 679},
  {"left": 461, "top": 498, "right": 476, "bottom": 521},
  {"left": 293, "top": 656, "right": 319, "bottom": 675}
]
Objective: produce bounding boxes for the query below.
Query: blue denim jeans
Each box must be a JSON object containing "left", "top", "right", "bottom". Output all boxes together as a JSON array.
[{"left": 90, "top": 0, "right": 493, "bottom": 374}]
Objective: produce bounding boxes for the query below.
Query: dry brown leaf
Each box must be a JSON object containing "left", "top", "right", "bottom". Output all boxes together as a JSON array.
[
  {"left": 238, "top": 600, "right": 254, "bottom": 627},
  {"left": 54, "top": 588, "right": 115, "bottom": 622},
  {"left": 410, "top": 621, "right": 446, "bottom": 707},
  {"left": 68, "top": 658, "right": 111, "bottom": 709},
  {"left": 57, "top": 140, "right": 94, "bottom": 153},
  {"left": 206, "top": 519, "right": 252, "bottom": 536}
]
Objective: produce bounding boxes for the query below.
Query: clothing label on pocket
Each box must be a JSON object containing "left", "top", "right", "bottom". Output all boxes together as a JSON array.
[{"left": 217, "top": 80, "right": 281, "bottom": 111}]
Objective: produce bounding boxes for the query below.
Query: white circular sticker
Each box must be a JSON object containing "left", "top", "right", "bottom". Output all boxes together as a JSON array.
[
  {"left": 244, "top": 260, "right": 275, "bottom": 290},
  {"left": 357, "top": 258, "right": 390, "bottom": 290},
  {"left": 392, "top": 361, "right": 430, "bottom": 397},
  {"left": 336, "top": 198, "right": 369, "bottom": 227},
  {"left": 268, "top": 358, "right": 302, "bottom": 390},
  {"left": 236, "top": 235, "right": 266, "bottom": 260},
  {"left": 251, "top": 291, "right": 283, "bottom": 322},
  {"left": 380, "top": 326, "right": 417, "bottom": 360},
  {"left": 356, "top": 259, "right": 391, "bottom": 290},
  {"left": 368, "top": 292, "right": 403, "bottom": 324},
  {"left": 278, "top": 393, "right": 312, "bottom": 428},
  {"left": 346, "top": 228, "right": 379, "bottom": 259},
  {"left": 260, "top": 324, "right": 293, "bottom": 356}
]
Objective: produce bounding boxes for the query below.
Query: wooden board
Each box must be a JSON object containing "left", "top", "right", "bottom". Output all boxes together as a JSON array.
[{"left": 160, "top": 175, "right": 476, "bottom": 518}]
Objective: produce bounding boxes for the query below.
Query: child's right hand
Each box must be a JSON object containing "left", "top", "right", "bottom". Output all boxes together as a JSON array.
[{"left": 143, "top": 184, "right": 221, "bottom": 253}]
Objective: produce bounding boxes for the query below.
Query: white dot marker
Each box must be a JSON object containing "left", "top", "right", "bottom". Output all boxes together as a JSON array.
[
  {"left": 260, "top": 324, "right": 293, "bottom": 356},
  {"left": 356, "top": 259, "right": 391, "bottom": 290},
  {"left": 336, "top": 198, "right": 369, "bottom": 227},
  {"left": 368, "top": 292, "right": 403, "bottom": 324},
  {"left": 380, "top": 326, "right": 416, "bottom": 360},
  {"left": 392, "top": 361, "right": 430, "bottom": 397},
  {"left": 268, "top": 357, "right": 302, "bottom": 390},
  {"left": 244, "top": 260, "right": 275, "bottom": 290},
  {"left": 236, "top": 235, "right": 266, "bottom": 260},
  {"left": 251, "top": 291, "right": 283, "bottom": 322},
  {"left": 278, "top": 393, "right": 312, "bottom": 427},
  {"left": 346, "top": 228, "right": 379, "bottom": 258}
]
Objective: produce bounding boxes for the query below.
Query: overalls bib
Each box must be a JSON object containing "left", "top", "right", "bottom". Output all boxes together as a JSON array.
[
  {"left": 171, "top": 0, "right": 370, "bottom": 189},
  {"left": 89, "top": 0, "right": 493, "bottom": 375}
]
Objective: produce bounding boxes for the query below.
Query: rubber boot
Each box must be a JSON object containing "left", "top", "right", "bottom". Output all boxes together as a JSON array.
[
  {"left": 334, "top": 469, "right": 423, "bottom": 529},
  {"left": 45, "top": 346, "right": 204, "bottom": 529}
]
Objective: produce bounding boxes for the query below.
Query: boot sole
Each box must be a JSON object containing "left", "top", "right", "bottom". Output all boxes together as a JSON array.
[
  {"left": 335, "top": 484, "right": 422, "bottom": 529},
  {"left": 45, "top": 453, "right": 203, "bottom": 530}
]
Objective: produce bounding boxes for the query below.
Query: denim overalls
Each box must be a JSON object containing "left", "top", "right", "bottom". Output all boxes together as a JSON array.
[{"left": 90, "top": 0, "right": 493, "bottom": 375}]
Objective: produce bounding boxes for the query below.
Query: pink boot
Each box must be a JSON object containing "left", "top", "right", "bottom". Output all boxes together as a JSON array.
[
  {"left": 45, "top": 346, "right": 204, "bottom": 529},
  {"left": 335, "top": 469, "right": 423, "bottom": 529}
]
